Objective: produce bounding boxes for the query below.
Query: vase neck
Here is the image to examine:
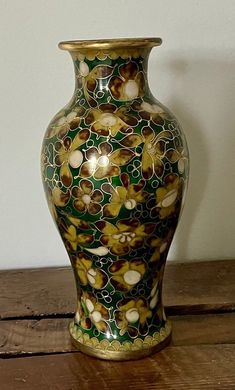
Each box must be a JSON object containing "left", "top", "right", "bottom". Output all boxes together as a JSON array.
[{"left": 69, "top": 48, "right": 152, "bottom": 104}]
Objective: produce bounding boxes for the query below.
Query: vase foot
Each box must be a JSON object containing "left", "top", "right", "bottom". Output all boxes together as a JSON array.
[{"left": 70, "top": 321, "right": 172, "bottom": 361}]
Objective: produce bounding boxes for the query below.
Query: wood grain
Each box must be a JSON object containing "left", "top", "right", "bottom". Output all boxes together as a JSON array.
[
  {"left": 1, "top": 345, "right": 235, "bottom": 390},
  {"left": 171, "top": 312, "right": 235, "bottom": 346},
  {"left": 1, "top": 260, "right": 235, "bottom": 319},
  {"left": 0, "top": 267, "right": 76, "bottom": 319},
  {"left": 1, "top": 313, "right": 235, "bottom": 357},
  {"left": 164, "top": 260, "right": 235, "bottom": 314},
  {"left": 0, "top": 318, "right": 74, "bottom": 356}
]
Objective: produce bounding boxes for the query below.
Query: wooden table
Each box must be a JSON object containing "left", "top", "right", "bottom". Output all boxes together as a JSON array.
[{"left": 0, "top": 260, "right": 235, "bottom": 389}]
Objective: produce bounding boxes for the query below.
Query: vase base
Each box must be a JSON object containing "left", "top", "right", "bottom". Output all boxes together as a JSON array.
[{"left": 70, "top": 329, "right": 172, "bottom": 361}]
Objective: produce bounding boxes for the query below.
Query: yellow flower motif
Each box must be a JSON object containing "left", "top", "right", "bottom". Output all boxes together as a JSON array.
[
  {"left": 155, "top": 173, "right": 183, "bottom": 219},
  {"left": 109, "top": 62, "right": 145, "bottom": 101},
  {"left": 103, "top": 173, "right": 148, "bottom": 217},
  {"left": 109, "top": 258, "right": 146, "bottom": 292},
  {"left": 96, "top": 218, "right": 155, "bottom": 255},
  {"left": 115, "top": 298, "right": 152, "bottom": 337},
  {"left": 80, "top": 142, "right": 135, "bottom": 180},
  {"left": 74, "top": 61, "right": 113, "bottom": 107},
  {"left": 65, "top": 215, "right": 90, "bottom": 229},
  {"left": 46, "top": 186, "right": 70, "bottom": 221},
  {"left": 74, "top": 302, "right": 92, "bottom": 331},
  {"left": 138, "top": 101, "right": 170, "bottom": 126},
  {"left": 63, "top": 225, "right": 93, "bottom": 251},
  {"left": 141, "top": 127, "right": 173, "bottom": 179},
  {"left": 54, "top": 129, "right": 90, "bottom": 187},
  {"left": 72, "top": 252, "right": 108, "bottom": 289},
  {"left": 45, "top": 107, "right": 86, "bottom": 139},
  {"left": 84, "top": 103, "right": 138, "bottom": 137},
  {"left": 80, "top": 292, "right": 110, "bottom": 333},
  {"left": 149, "top": 229, "right": 174, "bottom": 262},
  {"left": 166, "top": 145, "right": 189, "bottom": 175},
  {"left": 119, "top": 127, "right": 173, "bottom": 179},
  {"left": 59, "top": 218, "right": 94, "bottom": 251},
  {"left": 51, "top": 187, "right": 70, "bottom": 207}
]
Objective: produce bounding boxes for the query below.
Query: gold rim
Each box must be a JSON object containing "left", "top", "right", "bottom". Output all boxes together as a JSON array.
[
  {"left": 58, "top": 37, "right": 162, "bottom": 51},
  {"left": 70, "top": 333, "right": 171, "bottom": 361}
]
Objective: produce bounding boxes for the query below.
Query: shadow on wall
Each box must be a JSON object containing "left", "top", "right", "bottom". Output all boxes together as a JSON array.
[{"left": 153, "top": 52, "right": 235, "bottom": 261}]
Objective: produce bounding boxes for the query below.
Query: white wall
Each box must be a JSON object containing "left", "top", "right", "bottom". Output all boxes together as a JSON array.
[{"left": 0, "top": 0, "right": 235, "bottom": 270}]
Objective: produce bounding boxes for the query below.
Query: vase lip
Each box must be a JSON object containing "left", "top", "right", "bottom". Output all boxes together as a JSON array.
[{"left": 58, "top": 37, "right": 162, "bottom": 51}]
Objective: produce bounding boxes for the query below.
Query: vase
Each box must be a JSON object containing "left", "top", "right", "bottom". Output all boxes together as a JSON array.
[{"left": 41, "top": 37, "right": 189, "bottom": 360}]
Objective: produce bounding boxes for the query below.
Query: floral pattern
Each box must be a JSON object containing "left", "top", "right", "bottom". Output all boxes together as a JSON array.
[
  {"left": 109, "top": 62, "right": 145, "bottom": 101},
  {"left": 51, "top": 187, "right": 70, "bottom": 207},
  {"left": 148, "top": 229, "right": 174, "bottom": 262},
  {"left": 54, "top": 129, "right": 89, "bottom": 187},
  {"left": 154, "top": 173, "right": 183, "bottom": 219},
  {"left": 141, "top": 127, "right": 173, "bottom": 179},
  {"left": 79, "top": 292, "right": 110, "bottom": 333},
  {"left": 109, "top": 258, "right": 146, "bottom": 291},
  {"left": 119, "top": 127, "right": 174, "bottom": 179},
  {"left": 115, "top": 298, "right": 152, "bottom": 337},
  {"left": 166, "top": 144, "right": 189, "bottom": 175},
  {"left": 59, "top": 218, "right": 94, "bottom": 251},
  {"left": 84, "top": 103, "right": 138, "bottom": 137},
  {"left": 136, "top": 101, "right": 170, "bottom": 126},
  {"left": 96, "top": 219, "right": 155, "bottom": 255},
  {"left": 103, "top": 173, "right": 148, "bottom": 217},
  {"left": 149, "top": 265, "right": 166, "bottom": 314},
  {"left": 46, "top": 187, "right": 70, "bottom": 221},
  {"left": 80, "top": 142, "right": 135, "bottom": 180},
  {"left": 72, "top": 252, "right": 107, "bottom": 289},
  {"left": 46, "top": 107, "right": 86, "bottom": 139},
  {"left": 41, "top": 46, "right": 189, "bottom": 355},
  {"left": 75, "top": 60, "right": 113, "bottom": 107},
  {"left": 71, "top": 179, "right": 103, "bottom": 214}
]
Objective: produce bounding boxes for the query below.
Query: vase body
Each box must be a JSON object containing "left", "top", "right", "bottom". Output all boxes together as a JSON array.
[{"left": 41, "top": 38, "right": 189, "bottom": 360}]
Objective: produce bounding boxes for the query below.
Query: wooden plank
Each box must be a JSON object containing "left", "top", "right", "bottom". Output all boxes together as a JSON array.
[
  {"left": 0, "top": 260, "right": 235, "bottom": 319},
  {"left": 0, "top": 318, "right": 74, "bottom": 356},
  {"left": 1, "top": 345, "right": 235, "bottom": 390},
  {"left": 164, "top": 260, "right": 235, "bottom": 314},
  {"left": 0, "top": 267, "right": 76, "bottom": 319},
  {"left": 171, "top": 312, "right": 235, "bottom": 346},
  {"left": 1, "top": 313, "right": 235, "bottom": 356}
]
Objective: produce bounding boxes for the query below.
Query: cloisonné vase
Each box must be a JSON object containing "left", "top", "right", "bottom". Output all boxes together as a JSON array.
[{"left": 41, "top": 38, "right": 189, "bottom": 360}]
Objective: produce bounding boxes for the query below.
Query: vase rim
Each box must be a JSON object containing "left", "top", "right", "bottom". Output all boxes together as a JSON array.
[{"left": 58, "top": 37, "right": 162, "bottom": 51}]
